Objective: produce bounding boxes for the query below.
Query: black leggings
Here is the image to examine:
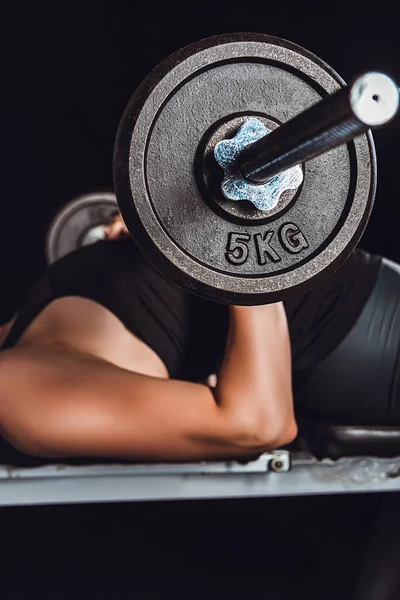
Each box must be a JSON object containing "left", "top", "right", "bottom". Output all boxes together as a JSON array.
[{"left": 295, "top": 257, "right": 400, "bottom": 425}]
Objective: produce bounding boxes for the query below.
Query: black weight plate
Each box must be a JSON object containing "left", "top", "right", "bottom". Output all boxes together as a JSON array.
[
  {"left": 114, "top": 33, "right": 376, "bottom": 305},
  {"left": 45, "top": 192, "right": 119, "bottom": 264}
]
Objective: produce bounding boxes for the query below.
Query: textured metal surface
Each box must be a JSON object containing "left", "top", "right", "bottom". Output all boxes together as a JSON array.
[
  {"left": 114, "top": 33, "right": 376, "bottom": 304},
  {"left": 239, "top": 71, "right": 399, "bottom": 184},
  {"left": 214, "top": 117, "right": 303, "bottom": 209},
  {"left": 1, "top": 453, "right": 400, "bottom": 506},
  {"left": 45, "top": 192, "right": 118, "bottom": 264}
]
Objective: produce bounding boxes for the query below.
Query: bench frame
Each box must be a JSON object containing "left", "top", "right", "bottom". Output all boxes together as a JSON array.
[{"left": 1, "top": 450, "right": 400, "bottom": 506}]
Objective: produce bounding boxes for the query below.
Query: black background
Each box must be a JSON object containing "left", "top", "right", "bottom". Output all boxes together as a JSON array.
[{"left": 1, "top": 1, "right": 400, "bottom": 597}]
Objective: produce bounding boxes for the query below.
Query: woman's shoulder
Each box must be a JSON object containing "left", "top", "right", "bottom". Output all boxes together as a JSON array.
[
  {"left": 0, "top": 344, "right": 108, "bottom": 395},
  {"left": 0, "top": 345, "right": 66, "bottom": 392}
]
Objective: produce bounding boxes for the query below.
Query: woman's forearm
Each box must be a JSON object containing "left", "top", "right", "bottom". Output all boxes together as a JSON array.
[{"left": 214, "top": 303, "right": 296, "bottom": 444}]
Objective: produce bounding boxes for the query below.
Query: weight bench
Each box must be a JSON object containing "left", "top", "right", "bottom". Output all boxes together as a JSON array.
[
  {"left": 1, "top": 414, "right": 399, "bottom": 507},
  {"left": 9, "top": 180, "right": 400, "bottom": 507}
]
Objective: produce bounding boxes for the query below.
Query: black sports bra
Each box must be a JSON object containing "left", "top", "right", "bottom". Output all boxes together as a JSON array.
[
  {"left": 2, "top": 239, "right": 381, "bottom": 380},
  {"left": 1, "top": 240, "right": 229, "bottom": 381}
]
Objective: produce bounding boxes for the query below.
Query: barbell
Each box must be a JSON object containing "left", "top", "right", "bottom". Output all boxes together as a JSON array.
[
  {"left": 112, "top": 33, "right": 398, "bottom": 305},
  {"left": 47, "top": 33, "right": 398, "bottom": 304}
]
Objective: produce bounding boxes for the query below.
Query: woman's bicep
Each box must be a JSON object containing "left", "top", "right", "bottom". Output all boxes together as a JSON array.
[
  {"left": 58, "top": 372, "right": 234, "bottom": 461},
  {"left": 0, "top": 349, "right": 263, "bottom": 461}
]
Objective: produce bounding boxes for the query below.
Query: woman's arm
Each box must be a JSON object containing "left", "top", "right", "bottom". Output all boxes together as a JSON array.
[
  {"left": 0, "top": 303, "right": 296, "bottom": 461},
  {"left": 215, "top": 304, "right": 295, "bottom": 442}
]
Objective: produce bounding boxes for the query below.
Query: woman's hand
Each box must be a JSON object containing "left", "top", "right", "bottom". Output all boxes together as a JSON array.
[{"left": 104, "top": 212, "right": 130, "bottom": 241}]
